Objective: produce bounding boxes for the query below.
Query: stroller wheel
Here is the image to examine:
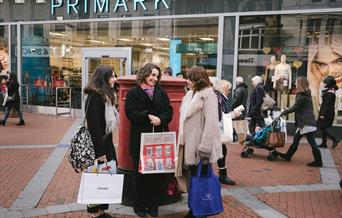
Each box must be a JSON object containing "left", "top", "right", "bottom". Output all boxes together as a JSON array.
[
  {"left": 247, "top": 148, "right": 254, "bottom": 155},
  {"left": 241, "top": 151, "right": 249, "bottom": 158},
  {"left": 267, "top": 154, "right": 276, "bottom": 161}
]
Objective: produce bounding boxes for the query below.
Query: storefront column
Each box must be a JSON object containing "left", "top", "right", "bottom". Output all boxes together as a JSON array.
[
  {"left": 217, "top": 15, "right": 224, "bottom": 79},
  {"left": 16, "top": 23, "right": 22, "bottom": 86},
  {"left": 232, "top": 15, "right": 239, "bottom": 90}
]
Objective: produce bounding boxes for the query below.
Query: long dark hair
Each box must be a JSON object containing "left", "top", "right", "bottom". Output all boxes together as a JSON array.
[
  {"left": 136, "top": 63, "right": 161, "bottom": 85},
  {"left": 7, "top": 72, "right": 19, "bottom": 88},
  {"left": 84, "top": 65, "right": 115, "bottom": 104}
]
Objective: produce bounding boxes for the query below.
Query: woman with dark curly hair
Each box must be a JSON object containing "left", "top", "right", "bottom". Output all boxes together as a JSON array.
[{"left": 125, "top": 63, "right": 173, "bottom": 217}]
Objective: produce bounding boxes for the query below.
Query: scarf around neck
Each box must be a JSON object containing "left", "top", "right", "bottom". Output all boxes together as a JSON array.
[
  {"left": 140, "top": 83, "right": 155, "bottom": 100},
  {"left": 105, "top": 97, "right": 119, "bottom": 136}
]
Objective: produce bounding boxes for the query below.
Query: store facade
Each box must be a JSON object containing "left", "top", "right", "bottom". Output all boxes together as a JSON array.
[{"left": 0, "top": 0, "right": 342, "bottom": 124}]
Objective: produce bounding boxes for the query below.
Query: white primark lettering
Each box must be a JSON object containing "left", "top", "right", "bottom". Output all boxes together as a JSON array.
[{"left": 51, "top": 0, "right": 170, "bottom": 15}]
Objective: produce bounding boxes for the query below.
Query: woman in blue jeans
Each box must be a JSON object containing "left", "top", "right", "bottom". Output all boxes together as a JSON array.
[{"left": 278, "top": 77, "right": 322, "bottom": 167}]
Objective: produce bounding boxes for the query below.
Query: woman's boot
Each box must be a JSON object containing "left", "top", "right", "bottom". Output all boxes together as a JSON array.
[
  {"left": 219, "top": 168, "right": 236, "bottom": 185},
  {"left": 0, "top": 120, "right": 6, "bottom": 126},
  {"left": 307, "top": 149, "right": 323, "bottom": 167}
]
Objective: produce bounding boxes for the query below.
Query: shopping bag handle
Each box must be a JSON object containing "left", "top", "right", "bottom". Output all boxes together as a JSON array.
[
  {"left": 196, "top": 161, "right": 214, "bottom": 178},
  {"left": 94, "top": 159, "right": 113, "bottom": 176}
]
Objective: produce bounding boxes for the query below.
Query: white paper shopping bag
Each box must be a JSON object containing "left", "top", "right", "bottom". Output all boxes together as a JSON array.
[
  {"left": 77, "top": 173, "right": 124, "bottom": 204},
  {"left": 221, "top": 113, "right": 233, "bottom": 144}
]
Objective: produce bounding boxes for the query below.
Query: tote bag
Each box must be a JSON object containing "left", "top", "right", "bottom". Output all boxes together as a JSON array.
[
  {"left": 221, "top": 113, "right": 234, "bottom": 144},
  {"left": 188, "top": 161, "right": 223, "bottom": 217},
  {"left": 77, "top": 172, "right": 124, "bottom": 204},
  {"left": 139, "top": 131, "right": 177, "bottom": 174}
]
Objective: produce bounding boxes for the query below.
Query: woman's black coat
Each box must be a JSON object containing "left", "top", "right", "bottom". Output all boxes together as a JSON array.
[
  {"left": 85, "top": 92, "right": 116, "bottom": 161},
  {"left": 5, "top": 82, "right": 20, "bottom": 108},
  {"left": 283, "top": 90, "right": 316, "bottom": 128},
  {"left": 317, "top": 90, "right": 336, "bottom": 129},
  {"left": 248, "top": 84, "right": 265, "bottom": 119},
  {"left": 125, "top": 84, "right": 173, "bottom": 161}
]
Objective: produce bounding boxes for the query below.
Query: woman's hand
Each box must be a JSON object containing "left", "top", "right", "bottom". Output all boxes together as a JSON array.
[
  {"left": 148, "top": 114, "right": 161, "bottom": 126},
  {"left": 97, "top": 155, "right": 107, "bottom": 162}
]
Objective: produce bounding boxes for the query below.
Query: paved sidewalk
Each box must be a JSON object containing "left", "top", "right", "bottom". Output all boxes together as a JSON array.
[{"left": 0, "top": 113, "right": 341, "bottom": 218}]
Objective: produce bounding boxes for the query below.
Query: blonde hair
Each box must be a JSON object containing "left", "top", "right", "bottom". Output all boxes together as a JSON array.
[
  {"left": 251, "top": 76, "right": 263, "bottom": 86},
  {"left": 212, "top": 79, "right": 231, "bottom": 97}
]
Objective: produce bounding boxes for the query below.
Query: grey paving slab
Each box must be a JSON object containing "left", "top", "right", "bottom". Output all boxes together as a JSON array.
[
  {"left": 320, "top": 168, "right": 341, "bottom": 184},
  {"left": 46, "top": 204, "right": 72, "bottom": 214},
  {"left": 21, "top": 208, "right": 48, "bottom": 217},
  {"left": 67, "top": 203, "right": 87, "bottom": 212},
  {"left": 320, "top": 148, "right": 337, "bottom": 168}
]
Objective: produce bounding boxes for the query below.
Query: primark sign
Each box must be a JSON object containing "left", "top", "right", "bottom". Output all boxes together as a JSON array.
[{"left": 51, "top": 0, "right": 170, "bottom": 15}]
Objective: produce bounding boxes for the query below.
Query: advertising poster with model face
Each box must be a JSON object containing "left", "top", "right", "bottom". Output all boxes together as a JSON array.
[
  {"left": 307, "top": 24, "right": 342, "bottom": 118},
  {"left": 0, "top": 44, "right": 9, "bottom": 74}
]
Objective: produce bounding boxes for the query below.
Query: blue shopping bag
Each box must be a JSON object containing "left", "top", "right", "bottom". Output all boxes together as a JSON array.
[{"left": 188, "top": 161, "right": 224, "bottom": 217}]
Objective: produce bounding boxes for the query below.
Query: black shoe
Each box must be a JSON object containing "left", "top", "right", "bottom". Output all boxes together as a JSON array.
[
  {"left": 278, "top": 152, "right": 290, "bottom": 161},
  {"left": 96, "top": 213, "right": 115, "bottom": 218},
  {"left": 134, "top": 207, "right": 146, "bottom": 217},
  {"left": 0, "top": 120, "right": 6, "bottom": 126},
  {"left": 318, "top": 144, "right": 328, "bottom": 148},
  {"left": 16, "top": 120, "right": 25, "bottom": 126},
  {"left": 219, "top": 175, "right": 236, "bottom": 185},
  {"left": 307, "top": 161, "right": 322, "bottom": 167},
  {"left": 147, "top": 207, "right": 158, "bottom": 217},
  {"left": 332, "top": 140, "right": 340, "bottom": 149},
  {"left": 184, "top": 210, "right": 195, "bottom": 218}
]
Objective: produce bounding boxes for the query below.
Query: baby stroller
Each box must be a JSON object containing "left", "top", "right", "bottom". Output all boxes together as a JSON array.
[{"left": 241, "top": 113, "right": 286, "bottom": 161}]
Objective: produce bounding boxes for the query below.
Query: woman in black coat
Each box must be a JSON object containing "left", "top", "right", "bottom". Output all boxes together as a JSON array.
[
  {"left": 125, "top": 63, "right": 173, "bottom": 217},
  {"left": 0, "top": 72, "right": 25, "bottom": 126},
  {"left": 248, "top": 76, "right": 265, "bottom": 133},
  {"left": 317, "top": 76, "right": 339, "bottom": 148},
  {"left": 278, "top": 77, "right": 322, "bottom": 167},
  {"left": 84, "top": 65, "right": 117, "bottom": 218}
]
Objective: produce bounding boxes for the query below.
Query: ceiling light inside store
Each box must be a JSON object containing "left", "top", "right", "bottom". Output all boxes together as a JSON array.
[
  {"left": 140, "top": 43, "right": 153, "bottom": 47},
  {"left": 118, "top": 38, "right": 133, "bottom": 42},
  {"left": 156, "top": 38, "right": 170, "bottom": 41},
  {"left": 199, "top": 37, "right": 214, "bottom": 41},
  {"left": 49, "top": 32, "right": 66, "bottom": 36}
]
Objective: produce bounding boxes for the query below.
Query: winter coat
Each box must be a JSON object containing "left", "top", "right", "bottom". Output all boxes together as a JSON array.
[
  {"left": 232, "top": 83, "right": 248, "bottom": 118},
  {"left": 85, "top": 92, "right": 116, "bottom": 161},
  {"left": 283, "top": 90, "right": 316, "bottom": 128},
  {"left": 5, "top": 81, "right": 20, "bottom": 108},
  {"left": 317, "top": 89, "right": 336, "bottom": 129},
  {"left": 177, "top": 87, "right": 222, "bottom": 166},
  {"left": 248, "top": 84, "right": 265, "bottom": 119},
  {"left": 125, "top": 84, "right": 173, "bottom": 161}
]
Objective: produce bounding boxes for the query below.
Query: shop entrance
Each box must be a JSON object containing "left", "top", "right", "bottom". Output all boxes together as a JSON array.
[{"left": 81, "top": 47, "right": 132, "bottom": 111}]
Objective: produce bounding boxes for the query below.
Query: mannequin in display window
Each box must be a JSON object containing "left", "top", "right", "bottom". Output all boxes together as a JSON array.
[
  {"left": 264, "top": 55, "right": 277, "bottom": 100},
  {"left": 273, "top": 55, "right": 292, "bottom": 108}
]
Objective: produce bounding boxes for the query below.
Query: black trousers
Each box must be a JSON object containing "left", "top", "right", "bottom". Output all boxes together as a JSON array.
[
  {"left": 217, "top": 144, "right": 227, "bottom": 169},
  {"left": 132, "top": 158, "right": 164, "bottom": 210},
  {"left": 285, "top": 130, "right": 322, "bottom": 163},
  {"left": 320, "top": 127, "right": 337, "bottom": 145}
]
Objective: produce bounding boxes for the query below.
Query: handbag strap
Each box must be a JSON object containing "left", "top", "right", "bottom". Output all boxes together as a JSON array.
[
  {"left": 83, "top": 94, "right": 92, "bottom": 125},
  {"left": 196, "top": 161, "right": 213, "bottom": 178}
]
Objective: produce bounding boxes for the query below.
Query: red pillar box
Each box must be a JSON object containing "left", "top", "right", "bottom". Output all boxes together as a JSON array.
[{"left": 116, "top": 75, "right": 187, "bottom": 173}]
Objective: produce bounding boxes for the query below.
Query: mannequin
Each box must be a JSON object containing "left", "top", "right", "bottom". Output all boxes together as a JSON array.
[
  {"left": 274, "top": 55, "right": 292, "bottom": 108},
  {"left": 264, "top": 55, "right": 277, "bottom": 100}
]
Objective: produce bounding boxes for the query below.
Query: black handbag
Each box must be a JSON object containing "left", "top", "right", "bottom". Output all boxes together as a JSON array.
[{"left": 68, "top": 94, "right": 95, "bottom": 173}]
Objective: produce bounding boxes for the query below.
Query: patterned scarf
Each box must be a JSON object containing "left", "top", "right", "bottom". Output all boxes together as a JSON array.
[{"left": 140, "top": 83, "right": 155, "bottom": 100}]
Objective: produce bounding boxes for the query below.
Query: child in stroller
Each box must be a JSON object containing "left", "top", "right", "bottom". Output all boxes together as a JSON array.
[{"left": 241, "top": 114, "right": 286, "bottom": 161}]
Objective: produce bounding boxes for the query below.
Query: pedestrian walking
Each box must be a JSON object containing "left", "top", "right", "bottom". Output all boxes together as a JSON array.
[
  {"left": 232, "top": 76, "right": 248, "bottom": 118},
  {"left": 248, "top": 76, "right": 265, "bottom": 133},
  {"left": 212, "top": 78, "right": 239, "bottom": 185},
  {"left": 0, "top": 72, "right": 25, "bottom": 126},
  {"left": 125, "top": 63, "right": 173, "bottom": 217},
  {"left": 175, "top": 66, "right": 222, "bottom": 218},
  {"left": 317, "top": 76, "right": 340, "bottom": 148},
  {"left": 278, "top": 77, "right": 322, "bottom": 167},
  {"left": 83, "top": 65, "right": 118, "bottom": 218}
]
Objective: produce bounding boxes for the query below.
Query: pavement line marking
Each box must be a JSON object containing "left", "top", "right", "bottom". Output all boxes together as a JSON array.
[
  {"left": 9, "top": 119, "right": 82, "bottom": 211},
  {"left": 319, "top": 148, "right": 341, "bottom": 184},
  {"left": 0, "top": 144, "right": 57, "bottom": 149}
]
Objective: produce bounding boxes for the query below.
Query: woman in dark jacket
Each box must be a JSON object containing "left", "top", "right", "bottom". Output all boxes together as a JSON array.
[
  {"left": 317, "top": 76, "right": 339, "bottom": 148},
  {"left": 278, "top": 77, "right": 322, "bottom": 167},
  {"left": 0, "top": 72, "right": 25, "bottom": 126},
  {"left": 84, "top": 65, "right": 117, "bottom": 218},
  {"left": 232, "top": 76, "right": 248, "bottom": 118},
  {"left": 125, "top": 63, "right": 173, "bottom": 217},
  {"left": 248, "top": 76, "right": 265, "bottom": 133}
]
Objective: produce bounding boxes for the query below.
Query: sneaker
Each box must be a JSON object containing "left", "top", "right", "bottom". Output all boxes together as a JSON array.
[
  {"left": 134, "top": 207, "right": 146, "bottom": 217},
  {"left": 147, "top": 207, "right": 158, "bottom": 217},
  {"left": 307, "top": 161, "right": 322, "bottom": 167}
]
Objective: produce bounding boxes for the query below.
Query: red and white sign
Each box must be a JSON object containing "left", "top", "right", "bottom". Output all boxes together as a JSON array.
[{"left": 139, "top": 131, "right": 176, "bottom": 174}]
